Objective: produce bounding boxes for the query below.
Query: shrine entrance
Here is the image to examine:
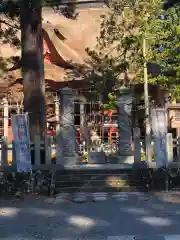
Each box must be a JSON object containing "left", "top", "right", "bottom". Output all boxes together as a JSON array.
[{"left": 74, "top": 98, "right": 119, "bottom": 155}]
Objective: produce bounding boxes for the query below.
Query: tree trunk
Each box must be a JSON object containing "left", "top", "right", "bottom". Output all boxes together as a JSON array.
[{"left": 20, "top": 0, "right": 46, "bottom": 140}]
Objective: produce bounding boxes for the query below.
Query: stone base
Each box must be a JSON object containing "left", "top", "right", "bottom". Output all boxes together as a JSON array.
[
  {"left": 117, "top": 155, "right": 134, "bottom": 164},
  {"left": 106, "top": 155, "right": 118, "bottom": 163},
  {"left": 63, "top": 156, "right": 82, "bottom": 166},
  {"left": 132, "top": 161, "right": 148, "bottom": 169}
]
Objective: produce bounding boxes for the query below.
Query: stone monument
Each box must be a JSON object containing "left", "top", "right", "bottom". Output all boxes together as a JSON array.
[
  {"left": 116, "top": 86, "right": 134, "bottom": 163},
  {"left": 56, "top": 87, "right": 79, "bottom": 166}
]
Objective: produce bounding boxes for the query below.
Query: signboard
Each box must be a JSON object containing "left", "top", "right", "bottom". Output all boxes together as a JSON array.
[
  {"left": 151, "top": 108, "right": 168, "bottom": 168},
  {"left": 88, "top": 152, "right": 106, "bottom": 164},
  {"left": 11, "top": 114, "right": 32, "bottom": 172},
  {"left": 170, "top": 110, "right": 180, "bottom": 128}
]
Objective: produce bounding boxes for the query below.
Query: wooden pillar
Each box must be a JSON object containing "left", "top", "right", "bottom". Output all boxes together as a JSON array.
[
  {"left": 176, "top": 128, "right": 180, "bottom": 161},
  {"left": 34, "top": 135, "right": 41, "bottom": 165},
  {"left": 166, "top": 133, "right": 173, "bottom": 164},
  {"left": 3, "top": 98, "right": 8, "bottom": 138},
  {"left": 55, "top": 96, "right": 60, "bottom": 132},
  {"left": 80, "top": 102, "right": 84, "bottom": 140},
  {"left": 55, "top": 95, "right": 60, "bottom": 164},
  {"left": 1, "top": 137, "right": 8, "bottom": 167},
  {"left": 133, "top": 127, "right": 141, "bottom": 163},
  {"left": 45, "top": 135, "right": 52, "bottom": 164}
]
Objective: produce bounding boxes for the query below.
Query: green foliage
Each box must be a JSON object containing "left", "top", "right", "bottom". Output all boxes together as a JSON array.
[
  {"left": 0, "top": 0, "right": 20, "bottom": 16},
  {"left": 0, "top": 0, "right": 78, "bottom": 72},
  {"left": 0, "top": 1, "right": 20, "bottom": 73},
  {"left": 45, "top": 0, "right": 79, "bottom": 19},
  {"left": 0, "top": 0, "right": 78, "bottom": 43},
  {"left": 87, "top": 0, "right": 180, "bottom": 100},
  {"left": 149, "top": 6, "right": 180, "bottom": 100},
  {"left": 0, "top": 0, "right": 78, "bottom": 19},
  {"left": 103, "top": 92, "right": 117, "bottom": 110},
  {"left": 86, "top": 47, "right": 120, "bottom": 102}
]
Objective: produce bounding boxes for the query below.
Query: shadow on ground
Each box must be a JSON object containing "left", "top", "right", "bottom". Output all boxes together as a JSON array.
[{"left": 1, "top": 192, "right": 180, "bottom": 239}]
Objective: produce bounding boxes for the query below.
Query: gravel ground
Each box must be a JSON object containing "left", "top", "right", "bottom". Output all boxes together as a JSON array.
[{"left": 1, "top": 192, "right": 180, "bottom": 239}]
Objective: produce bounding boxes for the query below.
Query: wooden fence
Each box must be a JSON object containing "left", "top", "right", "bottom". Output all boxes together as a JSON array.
[
  {"left": 0, "top": 132, "right": 179, "bottom": 171},
  {"left": 0, "top": 135, "right": 56, "bottom": 170}
]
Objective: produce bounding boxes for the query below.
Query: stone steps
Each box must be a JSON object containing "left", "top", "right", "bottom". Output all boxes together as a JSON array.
[{"left": 54, "top": 168, "right": 149, "bottom": 194}]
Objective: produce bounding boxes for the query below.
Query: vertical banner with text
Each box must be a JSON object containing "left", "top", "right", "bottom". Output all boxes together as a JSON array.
[
  {"left": 11, "top": 114, "right": 32, "bottom": 172},
  {"left": 151, "top": 108, "right": 168, "bottom": 168}
]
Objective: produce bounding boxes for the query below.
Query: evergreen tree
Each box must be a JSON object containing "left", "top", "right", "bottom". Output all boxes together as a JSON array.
[
  {"left": 87, "top": 0, "right": 180, "bottom": 101},
  {"left": 0, "top": 0, "right": 78, "bottom": 139},
  {"left": 149, "top": 6, "right": 180, "bottom": 100},
  {"left": 20, "top": 0, "right": 45, "bottom": 139}
]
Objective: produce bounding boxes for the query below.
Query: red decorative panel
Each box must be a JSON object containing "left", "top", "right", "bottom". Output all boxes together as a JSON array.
[{"left": 43, "top": 39, "right": 52, "bottom": 64}]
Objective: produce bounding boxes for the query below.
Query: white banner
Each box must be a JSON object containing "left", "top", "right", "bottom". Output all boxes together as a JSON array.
[
  {"left": 151, "top": 108, "right": 168, "bottom": 168},
  {"left": 11, "top": 114, "right": 32, "bottom": 172}
]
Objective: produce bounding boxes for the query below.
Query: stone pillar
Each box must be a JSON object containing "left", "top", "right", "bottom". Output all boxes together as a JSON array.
[
  {"left": 60, "top": 87, "right": 77, "bottom": 156},
  {"left": 56, "top": 87, "right": 80, "bottom": 166},
  {"left": 116, "top": 87, "right": 134, "bottom": 163}
]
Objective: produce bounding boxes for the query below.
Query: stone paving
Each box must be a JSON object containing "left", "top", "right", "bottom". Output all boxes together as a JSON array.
[
  {"left": 46, "top": 192, "right": 150, "bottom": 203},
  {"left": 1, "top": 192, "right": 180, "bottom": 239}
]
